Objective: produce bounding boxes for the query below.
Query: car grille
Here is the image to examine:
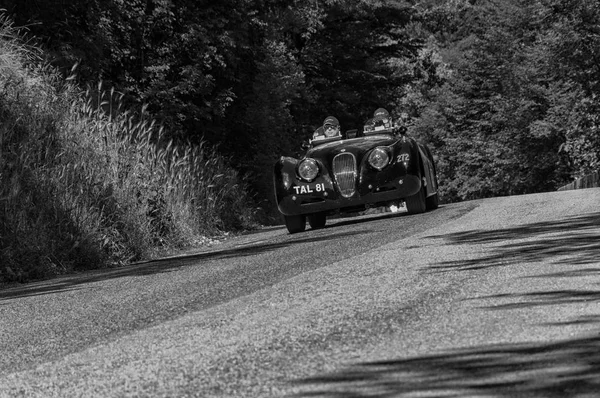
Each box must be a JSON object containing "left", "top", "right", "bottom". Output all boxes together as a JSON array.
[{"left": 332, "top": 153, "right": 357, "bottom": 198}]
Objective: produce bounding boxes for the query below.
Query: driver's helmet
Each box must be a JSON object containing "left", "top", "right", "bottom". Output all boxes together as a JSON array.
[
  {"left": 372, "top": 108, "right": 392, "bottom": 129},
  {"left": 322, "top": 116, "right": 341, "bottom": 137}
]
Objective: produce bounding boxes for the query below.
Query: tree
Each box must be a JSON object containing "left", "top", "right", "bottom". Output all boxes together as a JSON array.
[
  {"left": 411, "top": 0, "right": 575, "bottom": 201},
  {"left": 528, "top": 0, "right": 600, "bottom": 177}
]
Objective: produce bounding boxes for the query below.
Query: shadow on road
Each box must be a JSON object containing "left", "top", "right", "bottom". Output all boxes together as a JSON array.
[
  {"left": 426, "top": 212, "right": 600, "bottom": 271},
  {"left": 291, "top": 212, "right": 600, "bottom": 397},
  {"left": 1, "top": 202, "right": 463, "bottom": 302},
  {"left": 0, "top": 229, "right": 367, "bottom": 301},
  {"left": 291, "top": 332, "right": 600, "bottom": 397},
  {"left": 0, "top": 205, "right": 458, "bottom": 301},
  {"left": 422, "top": 211, "right": 600, "bottom": 319}
]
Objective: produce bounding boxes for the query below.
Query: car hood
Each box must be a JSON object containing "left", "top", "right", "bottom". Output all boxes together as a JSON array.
[{"left": 306, "top": 134, "right": 401, "bottom": 162}]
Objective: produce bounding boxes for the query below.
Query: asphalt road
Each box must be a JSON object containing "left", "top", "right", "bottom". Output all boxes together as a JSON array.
[{"left": 1, "top": 188, "right": 600, "bottom": 397}]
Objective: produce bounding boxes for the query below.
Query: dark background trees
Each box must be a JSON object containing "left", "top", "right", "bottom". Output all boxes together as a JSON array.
[{"left": 2, "top": 0, "right": 598, "bottom": 218}]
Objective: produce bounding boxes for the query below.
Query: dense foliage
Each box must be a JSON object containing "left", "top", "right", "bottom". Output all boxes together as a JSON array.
[
  {"left": 410, "top": 0, "right": 599, "bottom": 200},
  {"left": 1, "top": 0, "right": 599, "bottom": 281},
  {"left": 5, "top": 0, "right": 599, "bottom": 205},
  {"left": 0, "top": 15, "right": 256, "bottom": 282}
]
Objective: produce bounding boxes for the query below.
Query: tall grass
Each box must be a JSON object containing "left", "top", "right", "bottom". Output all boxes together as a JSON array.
[{"left": 0, "top": 15, "right": 259, "bottom": 283}]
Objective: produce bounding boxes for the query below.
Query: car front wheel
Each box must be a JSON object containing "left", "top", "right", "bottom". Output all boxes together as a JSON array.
[
  {"left": 405, "top": 186, "right": 426, "bottom": 214},
  {"left": 307, "top": 212, "right": 327, "bottom": 229},
  {"left": 284, "top": 214, "right": 306, "bottom": 234},
  {"left": 426, "top": 192, "right": 439, "bottom": 210}
]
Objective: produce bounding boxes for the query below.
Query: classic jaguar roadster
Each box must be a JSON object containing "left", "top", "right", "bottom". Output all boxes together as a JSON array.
[{"left": 273, "top": 115, "right": 439, "bottom": 234}]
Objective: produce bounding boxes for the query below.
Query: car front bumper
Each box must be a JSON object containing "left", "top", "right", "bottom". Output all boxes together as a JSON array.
[{"left": 276, "top": 174, "right": 422, "bottom": 216}]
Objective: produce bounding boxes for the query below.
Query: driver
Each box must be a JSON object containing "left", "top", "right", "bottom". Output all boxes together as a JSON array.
[
  {"left": 322, "top": 116, "right": 341, "bottom": 137},
  {"left": 313, "top": 116, "right": 341, "bottom": 139}
]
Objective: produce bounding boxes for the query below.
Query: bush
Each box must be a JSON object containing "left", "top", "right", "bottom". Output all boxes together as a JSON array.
[{"left": 0, "top": 15, "right": 259, "bottom": 284}]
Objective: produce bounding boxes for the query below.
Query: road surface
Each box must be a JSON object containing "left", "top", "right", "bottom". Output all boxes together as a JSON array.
[{"left": 1, "top": 188, "right": 599, "bottom": 397}]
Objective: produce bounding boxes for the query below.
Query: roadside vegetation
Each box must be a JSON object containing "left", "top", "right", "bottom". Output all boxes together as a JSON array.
[
  {"left": 2, "top": 0, "right": 600, "bottom": 283},
  {"left": 0, "top": 16, "right": 257, "bottom": 283}
]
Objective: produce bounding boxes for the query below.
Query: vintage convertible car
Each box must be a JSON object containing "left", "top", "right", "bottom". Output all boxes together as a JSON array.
[{"left": 273, "top": 117, "right": 439, "bottom": 233}]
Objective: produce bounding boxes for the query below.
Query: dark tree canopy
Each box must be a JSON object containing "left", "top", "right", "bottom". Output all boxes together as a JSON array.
[{"left": 3, "top": 0, "right": 598, "bottom": 209}]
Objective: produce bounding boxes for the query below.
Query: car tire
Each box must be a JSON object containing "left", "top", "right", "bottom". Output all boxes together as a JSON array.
[
  {"left": 405, "top": 186, "right": 426, "bottom": 214},
  {"left": 307, "top": 212, "right": 327, "bottom": 229},
  {"left": 426, "top": 192, "right": 439, "bottom": 210},
  {"left": 284, "top": 215, "right": 306, "bottom": 234}
]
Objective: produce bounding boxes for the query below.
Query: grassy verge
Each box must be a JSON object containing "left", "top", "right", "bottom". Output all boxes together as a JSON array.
[{"left": 0, "top": 15, "right": 260, "bottom": 283}]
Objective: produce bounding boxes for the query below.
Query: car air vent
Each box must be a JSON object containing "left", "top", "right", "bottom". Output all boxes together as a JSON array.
[{"left": 332, "top": 153, "right": 357, "bottom": 198}]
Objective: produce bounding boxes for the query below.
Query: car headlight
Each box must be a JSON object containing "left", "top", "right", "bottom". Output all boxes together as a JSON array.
[
  {"left": 297, "top": 158, "right": 319, "bottom": 181},
  {"left": 368, "top": 147, "right": 390, "bottom": 170}
]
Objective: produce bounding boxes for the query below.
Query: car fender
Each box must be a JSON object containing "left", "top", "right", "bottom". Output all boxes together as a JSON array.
[
  {"left": 273, "top": 156, "right": 298, "bottom": 204},
  {"left": 416, "top": 144, "right": 438, "bottom": 197}
]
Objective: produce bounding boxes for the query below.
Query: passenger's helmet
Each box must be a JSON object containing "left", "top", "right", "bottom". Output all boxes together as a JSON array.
[{"left": 373, "top": 108, "right": 389, "bottom": 119}]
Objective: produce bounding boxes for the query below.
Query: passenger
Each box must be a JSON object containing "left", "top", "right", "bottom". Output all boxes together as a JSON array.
[
  {"left": 370, "top": 108, "right": 409, "bottom": 135},
  {"left": 372, "top": 108, "right": 393, "bottom": 130}
]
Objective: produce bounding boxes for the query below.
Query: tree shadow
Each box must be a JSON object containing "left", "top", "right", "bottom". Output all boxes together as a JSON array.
[
  {"left": 426, "top": 212, "right": 600, "bottom": 272},
  {"left": 474, "top": 289, "right": 600, "bottom": 311},
  {"left": 291, "top": 332, "right": 600, "bottom": 397},
  {"left": 0, "top": 204, "right": 457, "bottom": 301},
  {"left": 0, "top": 229, "right": 368, "bottom": 301},
  {"left": 291, "top": 212, "right": 600, "bottom": 397}
]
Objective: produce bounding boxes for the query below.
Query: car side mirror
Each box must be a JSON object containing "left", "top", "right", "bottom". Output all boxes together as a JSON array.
[{"left": 345, "top": 129, "right": 358, "bottom": 139}]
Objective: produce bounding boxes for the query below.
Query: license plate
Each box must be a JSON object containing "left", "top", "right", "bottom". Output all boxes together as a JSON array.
[{"left": 293, "top": 182, "right": 325, "bottom": 195}]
